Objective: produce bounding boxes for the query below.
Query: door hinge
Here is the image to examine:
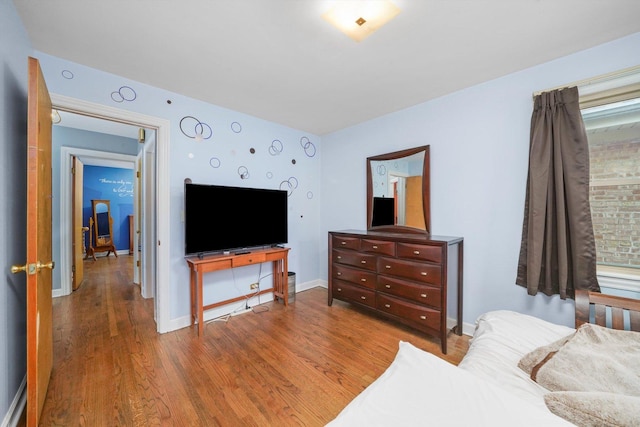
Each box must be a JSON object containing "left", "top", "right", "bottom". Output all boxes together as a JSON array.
[
  {"left": 136, "top": 260, "right": 140, "bottom": 267},
  {"left": 71, "top": 166, "right": 75, "bottom": 174},
  {"left": 136, "top": 171, "right": 141, "bottom": 178}
]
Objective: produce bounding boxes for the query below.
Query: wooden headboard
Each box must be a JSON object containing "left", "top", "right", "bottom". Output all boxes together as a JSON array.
[{"left": 575, "top": 290, "right": 640, "bottom": 331}]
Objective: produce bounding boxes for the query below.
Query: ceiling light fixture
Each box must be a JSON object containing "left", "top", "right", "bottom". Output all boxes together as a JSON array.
[{"left": 322, "top": 0, "right": 401, "bottom": 42}]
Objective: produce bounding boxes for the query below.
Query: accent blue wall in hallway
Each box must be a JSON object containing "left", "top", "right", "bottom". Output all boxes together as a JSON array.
[{"left": 83, "top": 165, "right": 134, "bottom": 252}]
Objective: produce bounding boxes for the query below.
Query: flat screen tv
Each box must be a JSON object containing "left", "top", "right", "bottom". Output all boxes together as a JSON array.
[
  {"left": 371, "top": 197, "right": 395, "bottom": 227},
  {"left": 184, "top": 183, "right": 288, "bottom": 256}
]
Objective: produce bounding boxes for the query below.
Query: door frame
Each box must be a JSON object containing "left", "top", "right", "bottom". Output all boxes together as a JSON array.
[
  {"left": 59, "top": 148, "right": 137, "bottom": 295},
  {"left": 51, "top": 93, "right": 171, "bottom": 334}
]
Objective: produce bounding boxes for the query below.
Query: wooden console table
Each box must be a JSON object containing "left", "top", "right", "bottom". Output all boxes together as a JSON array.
[{"left": 185, "top": 247, "right": 290, "bottom": 336}]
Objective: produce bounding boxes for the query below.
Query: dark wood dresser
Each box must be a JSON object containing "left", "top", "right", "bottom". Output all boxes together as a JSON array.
[{"left": 328, "top": 230, "right": 463, "bottom": 354}]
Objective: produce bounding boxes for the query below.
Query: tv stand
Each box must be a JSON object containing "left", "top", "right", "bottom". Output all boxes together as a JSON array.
[{"left": 185, "top": 246, "right": 290, "bottom": 336}]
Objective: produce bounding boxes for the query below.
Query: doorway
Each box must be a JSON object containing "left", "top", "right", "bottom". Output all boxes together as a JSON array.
[
  {"left": 60, "top": 146, "right": 138, "bottom": 291},
  {"left": 51, "top": 94, "right": 171, "bottom": 334}
]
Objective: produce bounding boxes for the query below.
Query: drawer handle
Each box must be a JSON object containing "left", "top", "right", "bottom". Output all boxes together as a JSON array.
[
  {"left": 341, "top": 241, "right": 347, "bottom": 245},
  {"left": 361, "top": 278, "right": 367, "bottom": 282},
  {"left": 413, "top": 250, "right": 420, "bottom": 255},
  {"left": 420, "top": 315, "right": 427, "bottom": 320},
  {"left": 372, "top": 245, "right": 378, "bottom": 249},
  {"left": 337, "top": 288, "right": 342, "bottom": 292},
  {"left": 420, "top": 293, "right": 427, "bottom": 298},
  {"left": 385, "top": 265, "right": 391, "bottom": 269},
  {"left": 360, "top": 296, "right": 367, "bottom": 300},
  {"left": 361, "top": 260, "right": 367, "bottom": 264},
  {"left": 385, "top": 284, "right": 391, "bottom": 289},
  {"left": 337, "top": 272, "right": 342, "bottom": 276},
  {"left": 337, "top": 256, "right": 342, "bottom": 259},
  {"left": 384, "top": 304, "right": 391, "bottom": 308},
  {"left": 421, "top": 272, "right": 428, "bottom": 276}
]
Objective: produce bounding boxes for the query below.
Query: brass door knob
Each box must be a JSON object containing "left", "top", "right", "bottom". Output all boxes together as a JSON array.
[
  {"left": 37, "top": 261, "right": 55, "bottom": 271},
  {"left": 11, "top": 264, "right": 28, "bottom": 274},
  {"left": 10, "top": 261, "right": 55, "bottom": 275}
]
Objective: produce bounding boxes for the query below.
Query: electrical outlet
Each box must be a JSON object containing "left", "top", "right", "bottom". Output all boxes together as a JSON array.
[{"left": 250, "top": 283, "right": 258, "bottom": 290}]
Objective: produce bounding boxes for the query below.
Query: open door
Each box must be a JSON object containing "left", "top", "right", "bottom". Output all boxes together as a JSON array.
[
  {"left": 142, "top": 136, "right": 157, "bottom": 300},
  {"left": 72, "top": 156, "right": 84, "bottom": 290},
  {"left": 11, "top": 56, "right": 54, "bottom": 427},
  {"left": 405, "top": 175, "right": 425, "bottom": 229}
]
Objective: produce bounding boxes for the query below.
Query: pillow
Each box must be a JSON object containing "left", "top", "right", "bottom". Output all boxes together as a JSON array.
[{"left": 544, "top": 392, "right": 640, "bottom": 427}]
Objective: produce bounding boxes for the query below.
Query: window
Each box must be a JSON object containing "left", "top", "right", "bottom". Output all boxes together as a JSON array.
[{"left": 581, "top": 95, "right": 640, "bottom": 291}]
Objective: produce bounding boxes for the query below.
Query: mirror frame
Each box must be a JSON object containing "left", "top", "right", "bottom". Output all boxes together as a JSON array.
[{"left": 366, "top": 145, "right": 431, "bottom": 234}]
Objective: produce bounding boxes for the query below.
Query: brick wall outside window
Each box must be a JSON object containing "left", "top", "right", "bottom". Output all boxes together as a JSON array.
[{"left": 588, "top": 136, "right": 640, "bottom": 269}]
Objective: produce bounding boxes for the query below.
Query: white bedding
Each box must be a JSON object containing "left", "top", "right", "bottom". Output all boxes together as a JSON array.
[
  {"left": 459, "top": 310, "right": 575, "bottom": 410},
  {"left": 327, "top": 311, "right": 576, "bottom": 426}
]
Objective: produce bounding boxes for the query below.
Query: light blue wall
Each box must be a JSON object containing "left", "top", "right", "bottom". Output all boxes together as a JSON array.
[
  {"left": 0, "top": 0, "right": 31, "bottom": 422},
  {"left": 321, "top": 32, "right": 640, "bottom": 329},
  {"left": 35, "top": 50, "right": 322, "bottom": 321}
]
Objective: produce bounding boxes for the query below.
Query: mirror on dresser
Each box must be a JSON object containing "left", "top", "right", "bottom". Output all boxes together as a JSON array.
[{"left": 366, "top": 145, "right": 430, "bottom": 234}]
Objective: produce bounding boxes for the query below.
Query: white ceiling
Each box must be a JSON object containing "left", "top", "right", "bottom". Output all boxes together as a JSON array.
[{"left": 13, "top": 0, "right": 640, "bottom": 136}]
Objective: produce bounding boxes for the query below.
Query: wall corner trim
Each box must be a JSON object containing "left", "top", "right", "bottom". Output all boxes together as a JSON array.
[{"left": 1, "top": 376, "right": 26, "bottom": 427}]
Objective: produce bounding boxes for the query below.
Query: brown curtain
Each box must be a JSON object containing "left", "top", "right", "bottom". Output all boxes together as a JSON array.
[{"left": 516, "top": 87, "right": 600, "bottom": 299}]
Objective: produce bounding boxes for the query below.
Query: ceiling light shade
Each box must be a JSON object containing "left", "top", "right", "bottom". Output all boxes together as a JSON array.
[{"left": 322, "top": 0, "right": 401, "bottom": 42}]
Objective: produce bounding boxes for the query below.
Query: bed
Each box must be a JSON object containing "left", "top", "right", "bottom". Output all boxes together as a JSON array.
[{"left": 327, "top": 290, "right": 640, "bottom": 426}]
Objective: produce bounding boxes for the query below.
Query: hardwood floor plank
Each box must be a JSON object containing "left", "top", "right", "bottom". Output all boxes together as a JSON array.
[{"left": 29, "top": 255, "right": 469, "bottom": 426}]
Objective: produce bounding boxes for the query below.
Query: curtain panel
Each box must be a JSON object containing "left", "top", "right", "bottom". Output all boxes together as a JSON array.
[{"left": 516, "top": 87, "right": 600, "bottom": 299}]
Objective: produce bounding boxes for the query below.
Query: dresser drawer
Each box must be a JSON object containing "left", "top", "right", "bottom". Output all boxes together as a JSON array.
[
  {"left": 360, "top": 239, "right": 395, "bottom": 256},
  {"left": 396, "top": 243, "right": 442, "bottom": 263},
  {"left": 333, "top": 250, "right": 377, "bottom": 271},
  {"left": 376, "top": 275, "right": 442, "bottom": 309},
  {"left": 334, "top": 264, "right": 376, "bottom": 289},
  {"left": 377, "top": 257, "right": 442, "bottom": 286},
  {"left": 377, "top": 294, "right": 441, "bottom": 331},
  {"left": 332, "top": 235, "right": 360, "bottom": 251},
  {"left": 332, "top": 279, "right": 376, "bottom": 308}
]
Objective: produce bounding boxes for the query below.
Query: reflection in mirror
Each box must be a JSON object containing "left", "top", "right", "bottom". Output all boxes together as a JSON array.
[
  {"left": 95, "top": 203, "right": 110, "bottom": 238},
  {"left": 88, "top": 199, "right": 117, "bottom": 260},
  {"left": 370, "top": 151, "right": 425, "bottom": 228},
  {"left": 367, "top": 146, "right": 430, "bottom": 234}
]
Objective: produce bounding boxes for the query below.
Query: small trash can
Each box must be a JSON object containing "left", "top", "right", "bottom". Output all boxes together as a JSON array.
[{"left": 287, "top": 271, "right": 296, "bottom": 303}]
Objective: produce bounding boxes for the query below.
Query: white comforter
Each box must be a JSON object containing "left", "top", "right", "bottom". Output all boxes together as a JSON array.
[{"left": 327, "top": 311, "right": 576, "bottom": 426}]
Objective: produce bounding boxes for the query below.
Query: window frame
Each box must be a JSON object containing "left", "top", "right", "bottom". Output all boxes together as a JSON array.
[{"left": 578, "top": 66, "right": 640, "bottom": 292}]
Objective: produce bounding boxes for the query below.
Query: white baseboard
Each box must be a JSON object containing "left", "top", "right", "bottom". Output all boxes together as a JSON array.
[
  {"left": 446, "top": 317, "right": 475, "bottom": 337},
  {"left": 296, "top": 278, "right": 326, "bottom": 292},
  {"left": 167, "top": 279, "right": 326, "bottom": 332},
  {"left": 167, "top": 280, "right": 476, "bottom": 339},
  {"left": 1, "top": 376, "right": 26, "bottom": 427}
]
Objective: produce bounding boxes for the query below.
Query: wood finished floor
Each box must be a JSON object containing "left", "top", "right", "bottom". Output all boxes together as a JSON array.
[{"left": 32, "top": 255, "right": 469, "bottom": 426}]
